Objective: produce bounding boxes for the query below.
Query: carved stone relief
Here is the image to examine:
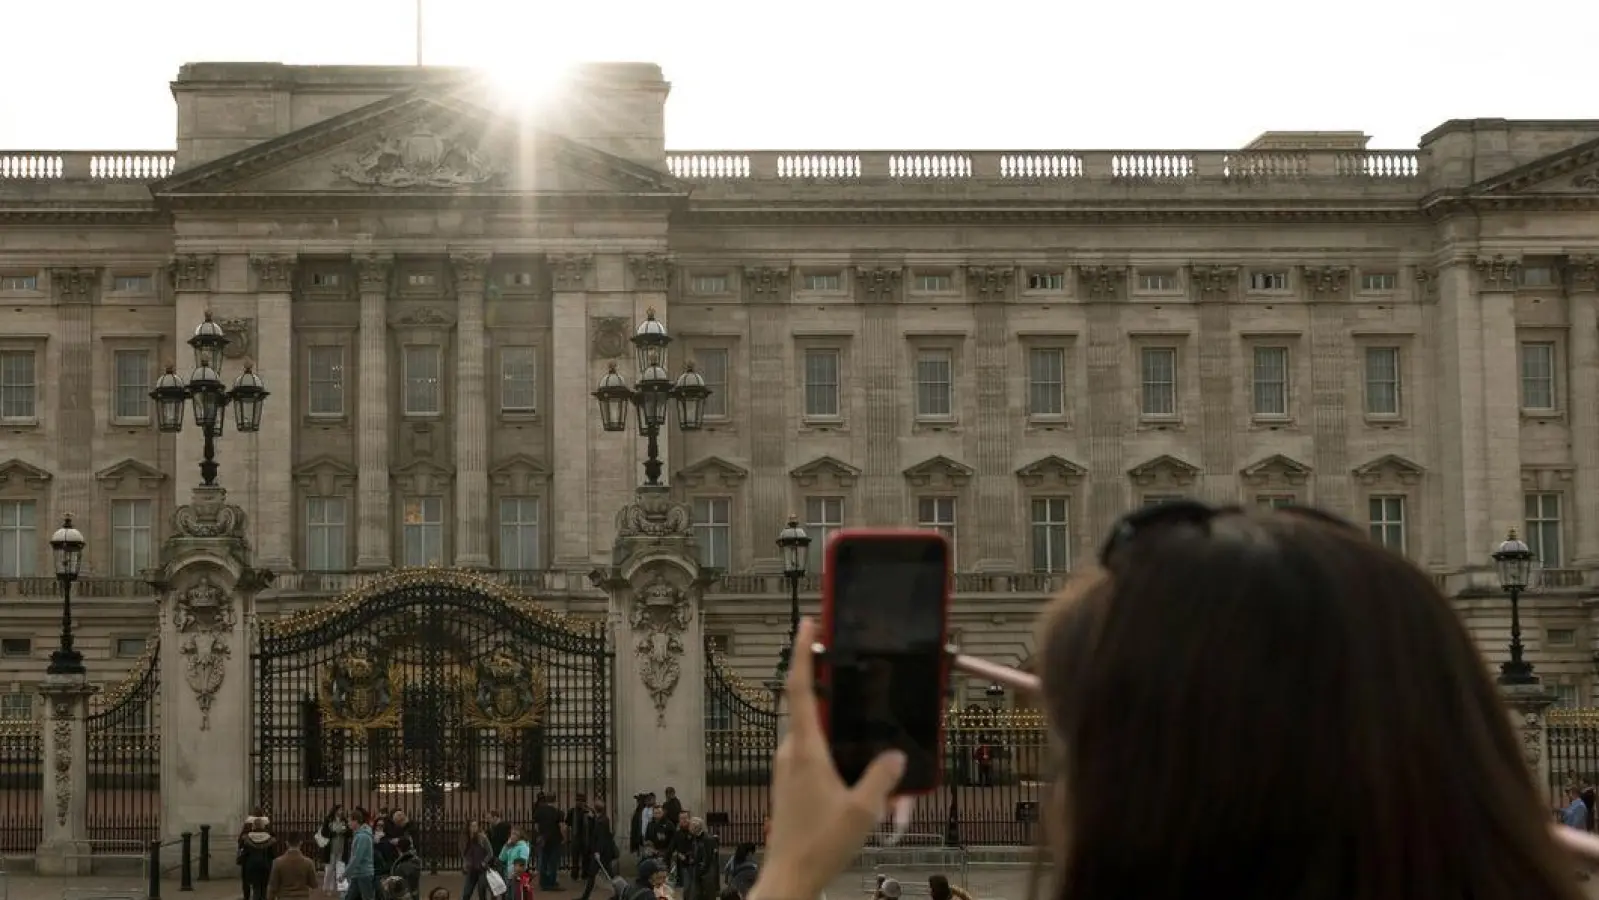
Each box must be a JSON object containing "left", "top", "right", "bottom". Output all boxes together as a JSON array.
[
  {"left": 170, "top": 255, "right": 216, "bottom": 293},
  {"left": 173, "top": 576, "right": 237, "bottom": 731},
  {"left": 52, "top": 716, "right": 71, "bottom": 825},
  {"left": 1519, "top": 711, "right": 1544, "bottom": 766},
  {"left": 628, "top": 572, "right": 694, "bottom": 726},
  {"left": 250, "top": 255, "right": 296, "bottom": 293},
  {"left": 743, "top": 267, "right": 789, "bottom": 303},
  {"left": 855, "top": 267, "right": 902, "bottom": 303},
  {"left": 451, "top": 253, "right": 491, "bottom": 294},
  {"left": 1128, "top": 455, "right": 1201, "bottom": 489},
  {"left": 50, "top": 268, "right": 97, "bottom": 304},
  {"left": 1476, "top": 255, "right": 1523, "bottom": 291},
  {"left": 1573, "top": 168, "right": 1599, "bottom": 190},
  {"left": 1190, "top": 265, "right": 1238, "bottom": 300},
  {"left": 591, "top": 317, "right": 630, "bottom": 360},
  {"left": 1415, "top": 268, "right": 1439, "bottom": 303},
  {"left": 334, "top": 123, "right": 503, "bottom": 190},
  {"left": 172, "top": 485, "right": 248, "bottom": 539},
  {"left": 1076, "top": 266, "right": 1127, "bottom": 300},
  {"left": 1567, "top": 256, "right": 1599, "bottom": 294},
  {"left": 615, "top": 488, "right": 693, "bottom": 539},
  {"left": 966, "top": 266, "right": 1013, "bottom": 302},
  {"left": 217, "top": 317, "right": 253, "bottom": 360},
  {"left": 551, "top": 254, "right": 594, "bottom": 293},
  {"left": 629, "top": 254, "right": 674, "bottom": 292},
  {"left": 355, "top": 255, "right": 393, "bottom": 294},
  {"left": 1300, "top": 266, "right": 1350, "bottom": 299},
  {"left": 789, "top": 456, "right": 860, "bottom": 489},
  {"left": 398, "top": 307, "right": 452, "bottom": 327}
]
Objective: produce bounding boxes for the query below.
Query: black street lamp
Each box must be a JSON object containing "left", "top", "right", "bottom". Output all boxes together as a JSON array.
[
  {"left": 149, "top": 311, "right": 270, "bottom": 486},
  {"left": 985, "top": 682, "right": 1005, "bottom": 710},
  {"left": 592, "top": 309, "right": 709, "bottom": 486},
  {"left": 1493, "top": 528, "right": 1538, "bottom": 685},
  {"left": 47, "top": 515, "right": 86, "bottom": 676},
  {"left": 774, "top": 517, "right": 812, "bottom": 681}
]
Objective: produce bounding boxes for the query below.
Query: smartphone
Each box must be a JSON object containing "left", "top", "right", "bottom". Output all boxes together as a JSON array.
[{"left": 818, "top": 528, "right": 953, "bottom": 796}]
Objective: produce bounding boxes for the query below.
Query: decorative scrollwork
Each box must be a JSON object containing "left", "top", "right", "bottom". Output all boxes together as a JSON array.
[
  {"left": 615, "top": 489, "right": 693, "bottom": 539},
  {"left": 171, "top": 485, "right": 247, "bottom": 539},
  {"left": 463, "top": 646, "right": 549, "bottom": 730},
  {"left": 52, "top": 718, "right": 72, "bottom": 825},
  {"left": 318, "top": 644, "right": 404, "bottom": 735},
  {"left": 631, "top": 573, "right": 694, "bottom": 726}
]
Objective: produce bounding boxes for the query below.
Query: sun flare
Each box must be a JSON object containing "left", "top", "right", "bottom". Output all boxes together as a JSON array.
[{"left": 480, "top": 57, "right": 577, "bottom": 113}]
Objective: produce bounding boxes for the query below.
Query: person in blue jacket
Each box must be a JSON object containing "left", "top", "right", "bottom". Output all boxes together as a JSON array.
[{"left": 344, "top": 808, "right": 378, "bottom": 900}]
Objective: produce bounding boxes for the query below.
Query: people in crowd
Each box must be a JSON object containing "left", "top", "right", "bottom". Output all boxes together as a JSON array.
[
  {"left": 746, "top": 503, "right": 1595, "bottom": 900},
  {"left": 642, "top": 806, "right": 672, "bottom": 862},
  {"left": 628, "top": 794, "right": 655, "bottom": 860},
  {"left": 532, "top": 793, "right": 567, "bottom": 890},
  {"left": 391, "top": 837, "right": 423, "bottom": 898},
  {"left": 510, "top": 857, "right": 537, "bottom": 900},
  {"left": 497, "top": 826, "right": 532, "bottom": 878},
  {"left": 925, "top": 875, "right": 970, "bottom": 900},
  {"left": 462, "top": 820, "right": 495, "bottom": 900},
  {"left": 344, "top": 808, "right": 377, "bottom": 900},
  {"left": 680, "top": 819, "right": 717, "bottom": 900},
  {"left": 667, "top": 812, "right": 693, "bottom": 887},
  {"left": 487, "top": 811, "right": 511, "bottom": 859},
  {"left": 871, "top": 876, "right": 901, "bottom": 900},
  {"left": 660, "top": 789, "right": 682, "bottom": 831},
  {"left": 567, "top": 793, "right": 594, "bottom": 881},
  {"left": 316, "top": 804, "right": 352, "bottom": 898},
  {"left": 578, "top": 803, "right": 620, "bottom": 900},
  {"left": 268, "top": 834, "right": 320, "bottom": 900},
  {"left": 613, "top": 857, "right": 666, "bottom": 900},
  {"left": 428, "top": 889, "right": 450, "bottom": 900},
  {"left": 240, "top": 812, "right": 282, "bottom": 900},
  {"left": 377, "top": 810, "right": 416, "bottom": 877},
  {"left": 722, "top": 844, "right": 757, "bottom": 900}
]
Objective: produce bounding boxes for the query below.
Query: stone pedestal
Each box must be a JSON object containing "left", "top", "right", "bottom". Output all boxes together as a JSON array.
[
  {"left": 598, "top": 486, "right": 714, "bottom": 825},
  {"left": 35, "top": 674, "right": 98, "bottom": 875},
  {"left": 149, "top": 484, "right": 272, "bottom": 844},
  {"left": 1504, "top": 681, "right": 1559, "bottom": 803}
]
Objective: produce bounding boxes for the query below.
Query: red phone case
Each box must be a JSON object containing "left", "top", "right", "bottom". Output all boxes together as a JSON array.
[{"left": 817, "top": 527, "right": 954, "bottom": 797}]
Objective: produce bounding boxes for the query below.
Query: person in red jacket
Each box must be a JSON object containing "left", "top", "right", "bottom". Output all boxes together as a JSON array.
[{"left": 510, "top": 857, "right": 536, "bottom": 900}]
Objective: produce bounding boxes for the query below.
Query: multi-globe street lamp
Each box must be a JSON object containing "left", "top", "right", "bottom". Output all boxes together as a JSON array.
[
  {"left": 592, "top": 310, "right": 710, "bottom": 486},
  {"left": 46, "top": 516, "right": 86, "bottom": 676},
  {"left": 1493, "top": 528, "right": 1538, "bottom": 685},
  {"left": 149, "top": 311, "right": 270, "bottom": 485},
  {"left": 774, "top": 517, "right": 813, "bottom": 682}
]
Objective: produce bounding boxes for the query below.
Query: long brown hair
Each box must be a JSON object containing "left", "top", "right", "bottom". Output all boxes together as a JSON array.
[{"left": 1035, "top": 507, "right": 1584, "bottom": 900}]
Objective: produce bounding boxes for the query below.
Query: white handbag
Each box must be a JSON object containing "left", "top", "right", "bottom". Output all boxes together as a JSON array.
[
  {"left": 315, "top": 831, "right": 331, "bottom": 849},
  {"left": 486, "top": 869, "right": 509, "bottom": 897}
]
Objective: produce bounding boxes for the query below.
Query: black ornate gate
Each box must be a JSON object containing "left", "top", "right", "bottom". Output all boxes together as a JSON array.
[
  {"left": 703, "top": 647, "right": 775, "bottom": 846},
  {"left": 254, "top": 571, "right": 614, "bottom": 867},
  {"left": 86, "top": 637, "right": 161, "bottom": 843}
]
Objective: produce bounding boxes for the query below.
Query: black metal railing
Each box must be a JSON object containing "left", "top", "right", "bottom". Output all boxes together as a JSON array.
[
  {"left": 927, "top": 708, "right": 1049, "bottom": 846},
  {"left": 704, "top": 648, "right": 776, "bottom": 847},
  {"left": 1548, "top": 708, "right": 1599, "bottom": 819},
  {"left": 86, "top": 637, "right": 162, "bottom": 844},
  {"left": 0, "top": 723, "right": 42, "bottom": 853}
]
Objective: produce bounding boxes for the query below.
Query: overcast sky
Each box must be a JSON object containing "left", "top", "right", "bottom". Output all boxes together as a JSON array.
[{"left": 3, "top": 0, "right": 1593, "bottom": 152}]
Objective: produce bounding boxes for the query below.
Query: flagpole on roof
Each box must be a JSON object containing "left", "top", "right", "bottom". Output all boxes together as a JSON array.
[{"left": 415, "top": 0, "right": 424, "bottom": 65}]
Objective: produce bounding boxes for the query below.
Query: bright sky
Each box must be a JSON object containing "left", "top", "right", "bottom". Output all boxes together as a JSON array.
[{"left": 3, "top": 0, "right": 1594, "bottom": 152}]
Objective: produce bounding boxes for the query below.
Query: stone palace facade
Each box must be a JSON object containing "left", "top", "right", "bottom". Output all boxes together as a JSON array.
[{"left": 2, "top": 63, "right": 1599, "bottom": 712}]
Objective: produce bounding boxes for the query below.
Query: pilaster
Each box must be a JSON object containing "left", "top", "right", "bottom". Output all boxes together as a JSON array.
[
  {"left": 354, "top": 254, "right": 393, "bottom": 570},
  {"left": 741, "top": 266, "right": 789, "bottom": 569},
  {"left": 1476, "top": 256, "right": 1525, "bottom": 559},
  {"left": 169, "top": 257, "right": 215, "bottom": 503},
  {"left": 249, "top": 255, "right": 296, "bottom": 571},
  {"left": 550, "top": 254, "right": 595, "bottom": 565},
  {"left": 1193, "top": 266, "right": 1238, "bottom": 503},
  {"left": 1306, "top": 270, "right": 1353, "bottom": 514},
  {"left": 1566, "top": 257, "right": 1599, "bottom": 563},
  {"left": 1503, "top": 682, "right": 1559, "bottom": 804},
  {"left": 859, "top": 277, "right": 902, "bottom": 526},
  {"left": 50, "top": 269, "right": 97, "bottom": 557},
  {"left": 451, "top": 253, "right": 492, "bottom": 568},
  {"left": 35, "top": 675, "right": 97, "bottom": 875},
  {"left": 967, "top": 268, "right": 1014, "bottom": 570},
  {"left": 1084, "top": 306, "right": 1127, "bottom": 538}
]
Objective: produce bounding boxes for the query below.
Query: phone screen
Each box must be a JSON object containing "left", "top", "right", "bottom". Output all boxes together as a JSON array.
[{"left": 826, "top": 534, "right": 950, "bottom": 793}]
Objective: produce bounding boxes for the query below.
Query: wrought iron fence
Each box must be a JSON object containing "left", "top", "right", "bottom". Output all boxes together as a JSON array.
[
  {"left": 86, "top": 637, "right": 162, "bottom": 844},
  {"left": 1548, "top": 708, "right": 1599, "bottom": 820},
  {"left": 0, "top": 723, "right": 42, "bottom": 853},
  {"left": 703, "top": 650, "right": 776, "bottom": 848}
]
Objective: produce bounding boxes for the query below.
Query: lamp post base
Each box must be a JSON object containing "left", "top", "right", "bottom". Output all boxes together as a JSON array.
[
  {"left": 1497, "top": 660, "right": 1539, "bottom": 686},
  {"left": 46, "top": 649, "right": 86, "bottom": 677}
]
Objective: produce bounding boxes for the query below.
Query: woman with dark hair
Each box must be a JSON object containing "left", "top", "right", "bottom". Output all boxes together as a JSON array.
[
  {"left": 924, "top": 875, "right": 968, "bottom": 900},
  {"left": 315, "top": 804, "right": 351, "bottom": 898},
  {"left": 745, "top": 502, "right": 1592, "bottom": 900},
  {"left": 722, "top": 843, "right": 757, "bottom": 899}
]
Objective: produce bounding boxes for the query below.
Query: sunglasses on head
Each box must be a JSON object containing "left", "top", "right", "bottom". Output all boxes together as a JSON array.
[{"left": 1096, "top": 498, "right": 1359, "bottom": 568}]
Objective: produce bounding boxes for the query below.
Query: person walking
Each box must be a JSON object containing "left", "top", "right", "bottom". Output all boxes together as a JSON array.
[
  {"left": 578, "top": 804, "right": 619, "bottom": 900},
  {"left": 268, "top": 835, "right": 321, "bottom": 900},
  {"left": 344, "top": 808, "right": 378, "bottom": 900},
  {"left": 462, "top": 820, "right": 495, "bottom": 900},
  {"left": 316, "top": 805, "right": 352, "bottom": 898},
  {"left": 240, "top": 815, "right": 282, "bottom": 900}
]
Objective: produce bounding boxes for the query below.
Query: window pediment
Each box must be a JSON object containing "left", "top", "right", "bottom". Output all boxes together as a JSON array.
[
  {"left": 903, "top": 455, "right": 974, "bottom": 489},
  {"left": 392, "top": 459, "right": 455, "bottom": 496},
  {"left": 1351, "top": 454, "right": 1425, "bottom": 488},
  {"left": 789, "top": 455, "right": 860, "bottom": 489},
  {"left": 94, "top": 458, "right": 166, "bottom": 492},
  {"left": 293, "top": 455, "right": 357, "bottom": 495},
  {"left": 0, "top": 458, "right": 52, "bottom": 492},
  {"left": 1127, "top": 454, "right": 1200, "bottom": 488},
  {"left": 676, "top": 456, "right": 749, "bottom": 489},
  {"left": 490, "top": 453, "right": 551, "bottom": 494},
  {"left": 1240, "top": 453, "right": 1312, "bottom": 488},
  {"left": 1016, "top": 455, "right": 1087, "bottom": 489},
  {"left": 1521, "top": 465, "right": 1574, "bottom": 493}
]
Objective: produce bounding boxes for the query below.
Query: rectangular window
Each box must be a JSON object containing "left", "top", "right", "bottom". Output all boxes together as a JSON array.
[
  {"left": 112, "top": 275, "right": 153, "bottom": 293},
  {"left": 914, "top": 350, "right": 954, "bottom": 418},
  {"left": 0, "top": 350, "right": 36, "bottom": 421},
  {"left": 1249, "top": 271, "right": 1288, "bottom": 291},
  {"left": 1520, "top": 266, "right": 1556, "bottom": 288},
  {"left": 1520, "top": 342, "right": 1557, "bottom": 410},
  {"left": 111, "top": 349, "right": 151, "bottom": 421},
  {"left": 1360, "top": 272, "right": 1397, "bottom": 292},
  {"left": 403, "top": 345, "right": 442, "bottom": 415},
  {"left": 115, "top": 637, "right": 146, "bottom": 657},
  {"left": 690, "top": 274, "right": 729, "bottom": 294},
  {"left": 1555, "top": 683, "right": 1580, "bottom": 709},
  {"left": 498, "top": 497, "right": 541, "bottom": 570},
  {"left": 304, "top": 497, "right": 347, "bottom": 572},
  {"left": 310, "top": 271, "right": 342, "bottom": 288},
  {"left": 1367, "top": 495, "right": 1407, "bottom": 553},
  {"left": 1139, "top": 347, "right": 1177, "bottom": 418},
  {"left": 0, "top": 694, "right": 30, "bottom": 723},
  {"left": 802, "top": 273, "right": 842, "bottom": 292},
  {"left": 0, "top": 500, "right": 36, "bottom": 578},
  {"left": 0, "top": 638, "right": 30, "bottom": 658},
  {"left": 1027, "top": 348, "right": 1066, "bottom": 417},
  {"left": 1251, "top": 346, "right": 1289, "bottom": 417},
  {"left": 499, "top": 346, "right": 538, "bottom": 413},
  {"left": 502, "top": 271, "right": 535, "bottom": 287},
  {"left": 401, "top": 497, "right": 445, "bottom": 567},
  {"left": 696, "top": 349, "right": 730, "bottom": 419},
  {"left": 1029, "top": 497, "right": 1070, "bottom": 573},
  {"left": 1138, "top": 272, "right": 1177, "bottom": 292},
  {"left": 804, "top": 496, "right": 845, "bottom": 573},
  {"left": 1547, "top": 628, "right": 1578, "bottom": 648},
  {"left": 406, "top": 273, "right": 437, "bottom": 287},
  {"left": 1026, "top": 272, "right": 1066, "bottom": 291},
  {"left": 803, "top": 349, "right": 840, "bottom": 419},
  {"left": 917, "top": 497, "right": 957, "bottom": 559},
  {"left": 915, "top": 274, "right": 953, "bottom": 292},
  {"left": 0, "top": 276, "right": 37, "bottom": 291},
  {"left": 1364, "top": 347, "right": 1401, "bottom": 417},
  {"left": 1257, "top": 495, "right": 1298, "bottom": 510},
  {"left": 691, "top": 498, "right": 732, "bottom": 569},
  {"left": 307, "top": 346, "right": 346, "bottom": 417},
  {"left": 1525, "top": 492, "right": 1563, "bottom": 568},
  {"left": 110, "top": 499, "right": 154, "bottom": 577}
]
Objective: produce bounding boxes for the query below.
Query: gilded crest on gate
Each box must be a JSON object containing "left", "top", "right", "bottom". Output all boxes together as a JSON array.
[
  {"left": 318, "top": 644, "right": 403, "bottom": 734},
  {"left": 463, "top": 647, "right": 548, "bottom": 730}
]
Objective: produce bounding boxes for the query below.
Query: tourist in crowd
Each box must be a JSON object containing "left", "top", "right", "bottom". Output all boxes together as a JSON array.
[
  {"left": 577, "top": 803, "right": 620, "bottom": 900},
  {"left": 642, "top": 806, "right": 672, "bottom": 863},
  {"left": 532, "top": 793, "right": 567, "bottom": 890},
  {"left": 344, "top": 808, "right": 378, "bottom": 900},
  {"left": 378, "top": 809, "right": 416, "bottom": 877},
  {"left": 239, "top": 812, "right": 282, "bottom": 900},
  {"left": 487, "top": 811, "right": 511, "bottom": 858},
  {"left": 722, "top": 844, "right": 757, "bottom": 900},
  {"left": 567, "top": 793, "right": 594, "bottom": 881},
  {"left": 925, "top": 875, "right": 969, "bottom": 900},
  {"left": 497, "top": 826, "right": 532, "bottom": 877},
  {"left": 316, "top": 804, "right": 352, "bottom": 898},
  {"left": 462, "top": 820, "right": 495, "bottom": 900},
  {"left": 268, "top": 834, "right": 320, "bottom": 900},
  {"left": 392, "top": 837, "right": 423, "bottom": 898}
]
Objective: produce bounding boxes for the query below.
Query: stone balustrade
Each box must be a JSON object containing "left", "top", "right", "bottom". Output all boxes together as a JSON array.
[{"left": 0, "top": 151, "right": 175, "bottom": 181}]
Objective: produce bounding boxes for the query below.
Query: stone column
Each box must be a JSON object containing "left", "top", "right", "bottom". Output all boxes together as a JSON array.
[
  {"left": 1192, "top": 267, "right": 1239, "bottom": 504},
  {"left": 1304, "top": 267, "right": 1353, "bottom": 514},
  {"left": 1504, "top": 683, "right": 1560, "bottom": 804},
  {"left": 355, "top": 255, "right": 394, "bottom": 570},
  {"left": 600, "top": 487, "right": 710, "bottom": 825},
  {"left": 250, "top": 255, "right": 297, "bottom": 571},
  {"left": 452, "top": 253, "right": 492, "bottom": 569},
  {"left": 550, "top": 255, "right": 595, "bottom": 565},
  {"left": 35, "top": 675, "right": 98, "bottom": 875},
  {"left": 50, "top": 269, "right": 97, "bottom": 556},
  {"left": 170, "top": 256, "right": 216, "bottom": 499},
  {"left": 1567, "top": 258, "right": 1599, "bottom": 564},
  {"left": 1475, "top": 257, "right": 1525, "bottom": 556},
  {"left": 967, "top": 267, "right": 1015, "bottom": 571},
  {"left": 151, "top": 484, "right": 270, "bottom": 849},
  {"left": 740, "top": 266, "right": 789, "bottom": 570},
  {"left": 1081, "top": 267, "right": 1129, "bottom": 537}
]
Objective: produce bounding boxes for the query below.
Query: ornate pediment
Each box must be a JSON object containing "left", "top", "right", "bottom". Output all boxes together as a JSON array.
[
  {"left": 94, "top": 458, "right": 166, "bottom": 492},
  {"left": 391, "top": 458, "right": 455, "bottom": 496},
  {"left": 489, "top": 454, "right": 551, "bottom": 494},
  {"left": 789, "top": 456, "right": 860, "bottom": 489},
  {"left": 1015, "top": 455, "right": 1087, "bottom": 489},
  {"left": 0, "top": 458, "right": 52, "bottom": 492},
  {"left": 152, "top": 91, "right": 685, "bottom": 204},
  {"left": 1240, "top": 454, "right": 1312, "bottom": 487},
  {"left": 1465, "top": 135, "right": 1599, "bottom": 196},
  {"left": 292, "top": 455, "right": 357, "bottom": 496},
  {"left": 903, "top": 455, "right": 974, "bottom": 489},
  {"left": 675, "top": 456, "right": 749, "bottom": 490},
  {"left": 1351, "top": 454, "right": 1425, "bottom": 488},
  {"left": 1521, "top": 465, "right": 1575, "bottom": 494},
  {"left": 1127, "top": 454, "right": 1200, "bottom": 488}
]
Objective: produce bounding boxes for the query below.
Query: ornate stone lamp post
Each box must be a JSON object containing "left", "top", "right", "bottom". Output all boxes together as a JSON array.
[
  {"left": 592, "top": 309, "right": 710, "bottom": 485},
  {"left": 149, "top": 311, "right": 270, "bottom": 485},
  {"left": 1493, "top": 528, "right": 1538, "bottom": 685},
  {"left": 774, "top": 517, "right": 812, "bottom": 682},
  {"left": 47, "top": 516, "right": 86, "bottom": 676}
]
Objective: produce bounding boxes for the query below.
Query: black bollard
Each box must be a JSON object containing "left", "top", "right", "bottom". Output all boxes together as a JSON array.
[
  {"left": 148, "top": 839, "right": 163, "bottom": 900},
  {"left": 181, "top": 831, "right": 194, "bottom": 892},
  {"left": 199, "top": 824, "right": 211, "bottom": 881}
]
